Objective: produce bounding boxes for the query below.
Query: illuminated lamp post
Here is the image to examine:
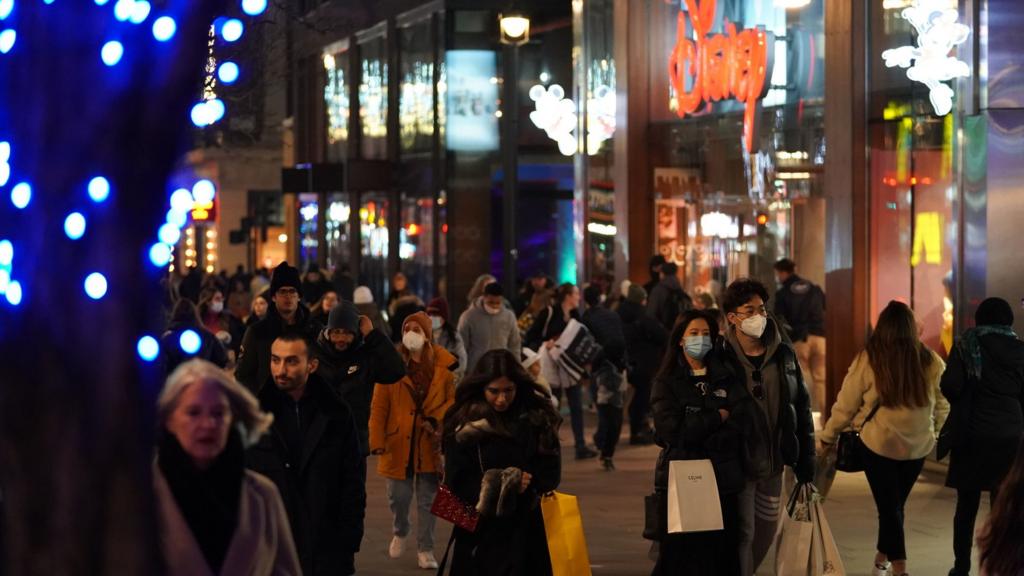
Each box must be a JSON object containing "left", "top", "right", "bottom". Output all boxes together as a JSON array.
[{"left": 499, "top": 9, "right": 529, "bottom": 296}]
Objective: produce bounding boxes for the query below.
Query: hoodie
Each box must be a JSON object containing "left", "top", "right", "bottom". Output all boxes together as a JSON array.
[{"left": 457, "top": 297, "right": 522, "bottom": 376}]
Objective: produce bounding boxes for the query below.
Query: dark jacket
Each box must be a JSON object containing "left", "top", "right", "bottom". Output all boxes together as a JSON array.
[
  {"left": 773, "top": 275, "right": 825, "bottom": 342},
  {"left": 648, "top": 275, "right": 692, "bottom": 330},
  {"left": 650, "top": 355, "right": 759, "bottom": 497},
  {"left": 355, "top": 302, "right": 391, "bottom": 340},
  {"left": 161, "top": 321, "right": 228, "bottom": 375},
  {"left": 235, "top": 304, "right": 318, "bottom": 394},
  {"left": 443, "top": 403, "right": 561, "bottom": 576},
  {"left": 941, "top": 334, "right": 1024, "bottom": 490},
  {"left": 720, "top": 321, "right": 816, "bottom": 482},
  {"left": 388, "top": 293, "right": 425, "bottom": 342},
  {"left": 582, "top": 306, "right": 628, "bottom": 371},
  {"left": 314, "top": 329, "right": 405, "bottom": 455},
  {"left": 525, "top": 305, "right": 581, "bottom": 351},
  {"left": 618, "top": 300, "right": 668, "bottom": 385},
  {"left": 246, "top": 373, "right": 366, "bottom": 576}
]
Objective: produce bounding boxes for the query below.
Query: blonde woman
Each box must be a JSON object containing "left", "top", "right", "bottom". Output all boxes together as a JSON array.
[{"left": 154, "top": 359, "right": 300, "bottom": 576}]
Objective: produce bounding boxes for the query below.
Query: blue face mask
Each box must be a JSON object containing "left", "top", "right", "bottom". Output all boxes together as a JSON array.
[{"left": 683, "top": 335, "right": 713, "bottom": 360}]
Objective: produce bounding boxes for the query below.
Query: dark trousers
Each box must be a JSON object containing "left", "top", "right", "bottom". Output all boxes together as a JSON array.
[
  {"left": 953, "top": 488, "right": 997, "bottom": 572},
  {"left": 862, "top": 448, "right": 925, "bottom": 562},
  {"left": 629, "top": 377, "right": 653, "bottom": 435},
  {"left": 596, "top": 404, "right": 623, "bottom": 458},
  {"left": 556, "top": 385, "right": 587, "bottom": 452},
  {"left": 653, "top": 492, "right": 740, "bottom": 576}
]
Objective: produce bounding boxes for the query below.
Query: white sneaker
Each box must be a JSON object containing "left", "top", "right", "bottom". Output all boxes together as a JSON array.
[
  {"left": 417, "top": 551, "right": 439, "bottom": 570},
  {"left": 872, "top": 561, "right": 892, "bottom": 576},
  {"left": 388, "top": 535, "right": 406, "bottom": 559}
]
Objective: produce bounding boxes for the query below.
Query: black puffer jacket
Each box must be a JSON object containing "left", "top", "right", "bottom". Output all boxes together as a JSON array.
[
  {"left": 941, "top": 333, "right": 1024, "bottom": 490},
  {"left": 314, "top": 328, "right": 405, "bottom": 455},
  {"left": 247, "top": 374, "right": 365, "bottom": 576},
  {"left": 582, "top": 306, "right": 628, "bottom": 370},
  {"left": 618, "top": 300, "right": 668, "bottom": 385},
  {"left": 650, "top": 355, "right": 760, "bottom": 496}
]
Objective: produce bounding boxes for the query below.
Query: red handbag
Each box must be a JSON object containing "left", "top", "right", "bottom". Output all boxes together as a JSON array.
[{"left": 430, "top": 483, "right": 479, "bottom": 533}]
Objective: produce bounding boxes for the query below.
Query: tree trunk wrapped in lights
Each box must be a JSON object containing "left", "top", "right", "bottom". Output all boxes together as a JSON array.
[{"left": 0, "top": 3, "right": 230, "bottom": 574}]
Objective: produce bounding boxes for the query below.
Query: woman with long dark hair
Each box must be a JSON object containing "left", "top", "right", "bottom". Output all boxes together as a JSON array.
[
  {"left": 978, "top": 439, "right": 1024, "bottom": 576},
  {"left": 441, "top": 349, "right": 561, "bottom": 575},
  {"left": 820, "top": 301, "right": 949, "bottom": 576},
  {"left": 941, "top": 297, "right": 1024, "bottom": 576},
  {"left": 649, "top": 310, "right": 759, "bottom": 575}
]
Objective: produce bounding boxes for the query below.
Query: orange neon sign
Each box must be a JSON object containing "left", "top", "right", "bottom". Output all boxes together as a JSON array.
[{"left": 668, "top": 0, "right": 773, "bottom": 152}]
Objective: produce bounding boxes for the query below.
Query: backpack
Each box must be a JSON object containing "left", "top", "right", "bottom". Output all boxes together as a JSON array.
[{"left": 661, "top": 288, "right": 693, "bottom": 329}]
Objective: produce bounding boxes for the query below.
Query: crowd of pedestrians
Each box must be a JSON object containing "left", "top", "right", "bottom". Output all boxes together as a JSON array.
[{"left": 148, "top": 259, "right": 1024, "bottom": 576}]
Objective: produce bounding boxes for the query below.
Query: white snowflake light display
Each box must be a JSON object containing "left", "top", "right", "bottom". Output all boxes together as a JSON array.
[
  {"left": 528, "top": 83, "right": 617, "bottom": 157},
  {"left": 881, "top": 0, "right": 971, "bottom": 116}
]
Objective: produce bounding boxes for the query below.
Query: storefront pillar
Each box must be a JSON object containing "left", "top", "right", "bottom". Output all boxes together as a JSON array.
[{"left": 823, "top": 1, "right": 870, "bottom": 418}]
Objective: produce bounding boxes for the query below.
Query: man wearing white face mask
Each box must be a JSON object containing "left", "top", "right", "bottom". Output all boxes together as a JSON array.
[
  {"left": 458, "top": 282, "right": 522, "bottom": 374},
  {"left": 369, "top": 312, "right": 456, "bottom": 570},
  {"left": 719, "top": 279, "right": 816, "bottom": 576}
]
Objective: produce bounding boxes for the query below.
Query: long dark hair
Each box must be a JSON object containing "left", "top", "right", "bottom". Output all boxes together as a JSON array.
[
  {"left": 654, "top": 309, "right": 720, "bottom": 383},
  {"left": 443, "top": 349, "right": 560, "bottom": 440},
  {"left": 866, "top": 301, "right": 933, "bottom": 408},
  {"left": 979, "top": 439, "right": 1024, "bottom": 576}
]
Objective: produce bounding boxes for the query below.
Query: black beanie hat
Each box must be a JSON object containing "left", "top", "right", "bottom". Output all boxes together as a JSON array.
[
  {"left": 270, "top": 261, "right": 302, "bottom": 297},
  {"left": 976, "top": 297, "right": 1014, "bottom": 327},
  {"left": 328, "top": 301, "right": 361, "bottom": 333}
]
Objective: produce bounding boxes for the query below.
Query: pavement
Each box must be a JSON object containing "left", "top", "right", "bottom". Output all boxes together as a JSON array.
[{"left": 356, "top": 411, "right": 982, "bottom": 576}]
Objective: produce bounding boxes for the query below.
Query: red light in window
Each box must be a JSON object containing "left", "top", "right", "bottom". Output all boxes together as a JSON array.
[
  {"left": 442, "top": 224, "right": 449, "bottom": 234},
  {"left": 756, "top": 213, "right": 769, "bottom": 226}
]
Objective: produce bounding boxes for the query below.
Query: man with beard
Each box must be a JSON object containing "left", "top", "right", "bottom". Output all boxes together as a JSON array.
[
  {"left": 314, "top": 301, "right": 406, "bottom": 458},
  {"left": 246, "top": 333, "right": 365, "bottom": 575},
  {"left": 236, "top": 261, "right": 318, "bottom": 393}
]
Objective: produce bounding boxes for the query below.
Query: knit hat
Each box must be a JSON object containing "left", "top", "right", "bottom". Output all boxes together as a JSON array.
[
  {"left": 426, "top": 297, "right": 449, "bottom": 321},
  {"left": 627, "top": 284, "right": 647, "bottom": 304},
  {"left": 353, "top": 286, "right": 374, "bottom": 305},
  {"left": 521, "top": 348, "right": 541, "bottom": 370},
  {"left": 976, "top": 297, "right": 1014, "bottom": 327},
  {"left": 269, "top": 261, "right": 302, "bottom": 297},
  {"left": 403, "top": 311, "right": 433, "bottom": 342},
  {"left": 327, "top": 301, "right": 361, "bottom": 333}
]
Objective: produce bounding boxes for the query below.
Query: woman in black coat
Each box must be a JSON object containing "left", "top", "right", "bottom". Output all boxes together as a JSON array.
[
  {"left": 649, "top": 310, "right": 764, "bottom": 576},
  {"left": 941, "top": 297, "right": 1024, "bottom": 576},
  {"left": 441, "top": 350, "right": 562, "bottom": 576}
]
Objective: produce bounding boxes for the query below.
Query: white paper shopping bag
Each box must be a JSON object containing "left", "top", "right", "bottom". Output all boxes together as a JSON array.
[{"left": 667, "top": 459, "right": 723, "bottom": 533}]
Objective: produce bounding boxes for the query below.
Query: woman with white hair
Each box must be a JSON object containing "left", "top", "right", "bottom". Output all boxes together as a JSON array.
[{"left": 154, "top": 359, "right": 301, "bottom": 576}]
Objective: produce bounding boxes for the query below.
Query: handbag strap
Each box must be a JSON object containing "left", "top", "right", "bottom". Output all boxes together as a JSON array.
[
  {"left": 860, "top": 402, "right": 881, "bottom": 429},
  {"left": 436, "top": 530, "right": 457, "bottom": 575}
]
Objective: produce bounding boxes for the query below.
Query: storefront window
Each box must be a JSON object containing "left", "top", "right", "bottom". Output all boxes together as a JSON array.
[
  {"left": 583, "top": 0, "right": 617, "bottom": 281},
  {"left": 358, "top": 33, "right": 388, "bottom": 159},
  {"left": 868, "top": 2, "right": 957, "bottom": 355},
  {"left": 400, "top": 194, "right": 435, "bottom": 299},
  {"left": 297, "top": 193, "right": 319, "bottom": 272},
  {"left": 324, "top": 46, "right": 350, "bottom": 162},
  {"left": 647, "top": 0, "right": 827, "bottom": 295},
  {"left": 325, "top": 193, "right": 353, "bottom": 274},
  {"left": 359, "top": 194, "right": 391, "bottom": 300},
  {"left": 399, "top": 17, "right": 435, "bottom": 154}
]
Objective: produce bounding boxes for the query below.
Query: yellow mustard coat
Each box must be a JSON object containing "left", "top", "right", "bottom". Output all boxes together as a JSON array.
[{"left": 369, "top": 344, "right": 456, "bottom": 479}]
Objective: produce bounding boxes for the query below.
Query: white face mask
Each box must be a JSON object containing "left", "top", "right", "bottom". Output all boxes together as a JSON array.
[
  {"left": 210, "top": 301, "right": 224, "bottom": 314},
  {"left": 739, "top": 314, "right": 767, "bottom": 338},
  {"left": 402, "top": 330, "right": 426, "bottom": 351},
  {"left": 430, "top": 316, "right": 443, "bottom": 331},
  {"left": 485, "top": 305, "right": 502, "bottom": 316}
]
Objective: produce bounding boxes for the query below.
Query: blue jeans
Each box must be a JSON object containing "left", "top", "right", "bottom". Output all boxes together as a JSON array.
[{"left": 385, "top": 473, "right": 439, "bottom": 552}]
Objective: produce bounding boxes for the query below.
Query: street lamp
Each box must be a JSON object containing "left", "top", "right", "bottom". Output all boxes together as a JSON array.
[{"left": 499, "top": 12, "right": 530, "bottom": 45}]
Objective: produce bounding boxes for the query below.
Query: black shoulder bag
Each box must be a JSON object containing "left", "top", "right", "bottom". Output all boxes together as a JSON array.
[{"left": 835, "top": 402, "right": 881, "bottom": 473}]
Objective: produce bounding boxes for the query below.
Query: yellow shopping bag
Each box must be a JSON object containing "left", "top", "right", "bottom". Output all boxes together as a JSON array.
[{"left": 541, "top": 492, "right": 593, "bottom": 576}]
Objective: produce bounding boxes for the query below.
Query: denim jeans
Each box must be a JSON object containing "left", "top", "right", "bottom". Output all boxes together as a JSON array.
[{"left": 385, "top": 473, "right": 439, "bottom": 552}]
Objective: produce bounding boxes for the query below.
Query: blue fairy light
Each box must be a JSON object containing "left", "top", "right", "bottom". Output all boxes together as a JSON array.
[
  {"left": 149, "top": 242, "right": 172, "bottom": 267},
  {"left": 0, "top": 239, "right": 12, "bottom": 265},
  {"left": 84, "top": 272, "right": 108, "bottom": 300},
  {"left": 64, "top": 212, "right": 87, "bottom": 240},
  {"left": 242, "top": 0, "right": 268, "bottom": 16},
  {"left": 191, "top": 179, "right": 215, "bottom": 204},
  {"left": 166, "top": 208, "right": 188, "bottom": 229},
  {"left": 128, "top": 0, "right": 150, "bottom": 24},
  {"left": 113, "top": 0, "right": 131, "bottom": 21},
  {"left": 179, "top": 329, "right": 201, "bottom": 354},
  {"left": 137, "top": 335, "right": 160, "bottom": 362},
  {"left": 152, "top": 16, "right": 176, "bottom": 41},
  {"left": 10, "top": 182, "right": 30, "bottom": 209},
  {"left": 101, "top": 40, "right": 124, "bottom": 66},
  {"left": 205, "top": 99, "right": 225, "bottom": 123},
  {"left": 0, "top": 0, "right": 13, "bottom": 20},
  {"left": 5, "top": 279, "right": 21, "bottom": 306},
  {"left": 0, "top": 29, "right": 15, "bottom": 54},
  {"left": 169, "top": 188, "right": 194, "bottom": 213},
  {"left": 88, "top": 176, "right": 111, "bottom": 203},
  {"left": 218, "top": 61, "right": 239, "bottom": 84},
  {"left": 221, "top": 18, "right": 243, "bottom": 42},
  {"left": 158, "top": 222, "right": 181, "bottom": 245}
]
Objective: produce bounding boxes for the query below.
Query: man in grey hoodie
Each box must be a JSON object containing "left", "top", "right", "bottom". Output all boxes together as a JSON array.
[{"left": 457, "top": 282, "right": 522, "bottom": 375}]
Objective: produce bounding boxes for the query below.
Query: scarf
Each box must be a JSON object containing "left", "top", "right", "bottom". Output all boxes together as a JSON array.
[
  {"left": 158, "top": 430, "right": 244, "bottom": 573},
  {"left": 959, "top": 325, "right": 1019, "bottom": 380}
]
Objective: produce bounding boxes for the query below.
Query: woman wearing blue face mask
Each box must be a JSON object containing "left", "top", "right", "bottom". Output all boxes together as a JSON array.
[{"left": 648, "top": 310, "right": 766, "bottom": 576}]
